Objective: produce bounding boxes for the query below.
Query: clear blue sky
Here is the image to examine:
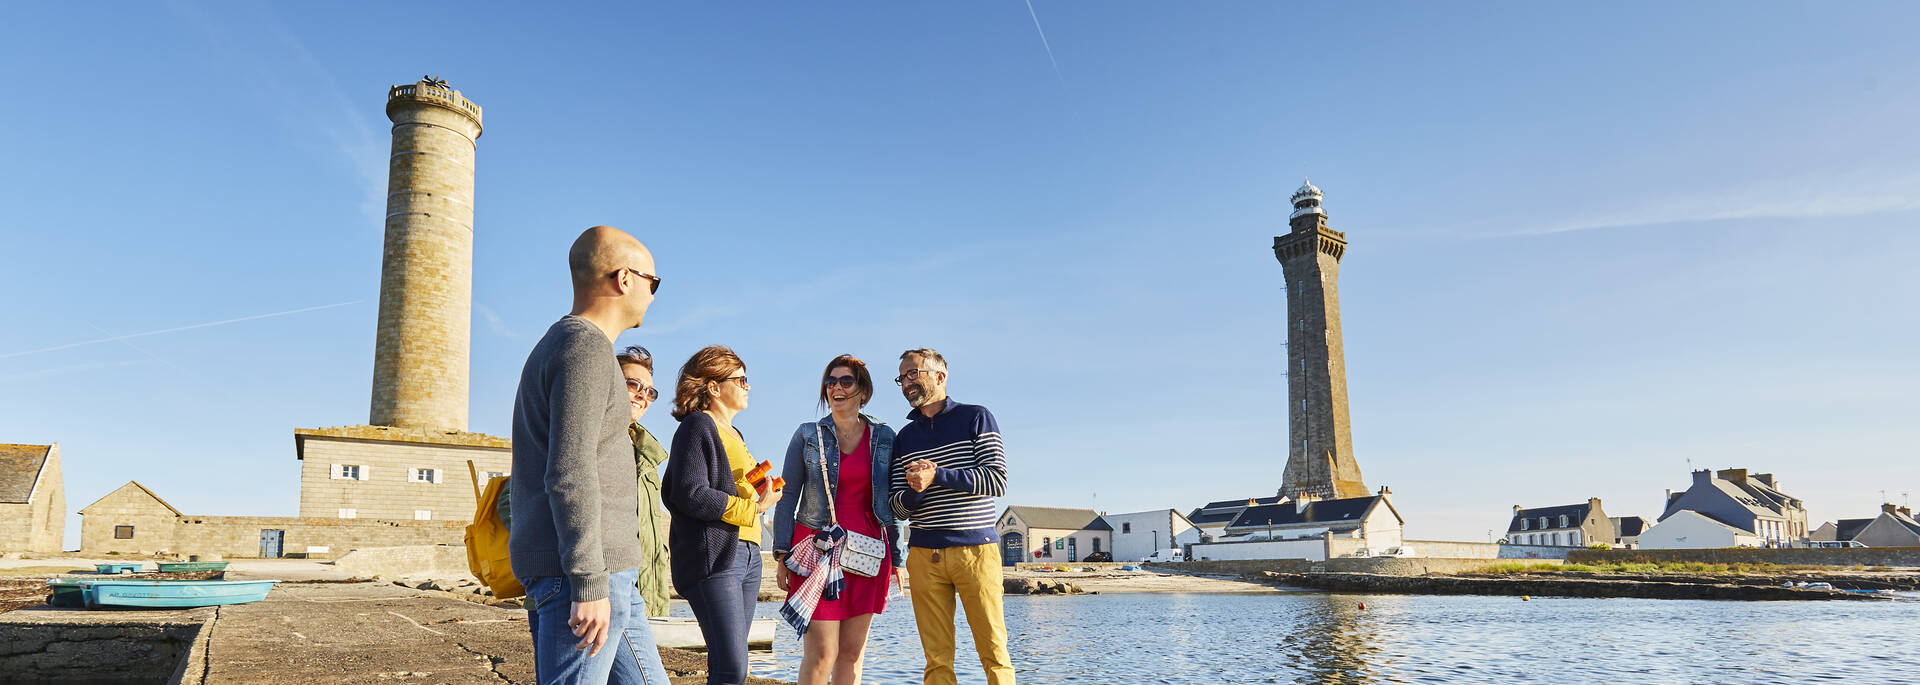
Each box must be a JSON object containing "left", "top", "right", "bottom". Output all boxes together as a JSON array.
[{"left": 4, "top": 3, "right": 1917, "bottom": 550}]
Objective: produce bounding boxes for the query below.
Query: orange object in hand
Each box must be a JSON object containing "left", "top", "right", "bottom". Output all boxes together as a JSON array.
[
  {"left": 769, "top": 476, "right": 785, "bottom": 491},
  {"left": 746, "top": 461, "right": 773, "bottom": 487}
]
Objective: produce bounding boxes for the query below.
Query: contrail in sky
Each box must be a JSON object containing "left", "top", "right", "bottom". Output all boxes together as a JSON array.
[
  {"left": 0, "top": 300, "right": 363, "bottom": 359},
  {"left": 1023, "top": 0, "right": 1064, "bottom": 84}
]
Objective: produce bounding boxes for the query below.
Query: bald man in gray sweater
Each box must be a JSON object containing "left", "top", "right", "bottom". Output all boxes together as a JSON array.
[{"left": 509, "top": 226, "right": 671, "bottom": 684}]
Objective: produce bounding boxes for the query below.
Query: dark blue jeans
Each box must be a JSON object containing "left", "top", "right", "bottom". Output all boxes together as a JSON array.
[
  {"left": 525, "top": 568, "right": 672, "bottom": 685},
  {"left": 681, "top": 541, "right": 762, "bottom": 685}
]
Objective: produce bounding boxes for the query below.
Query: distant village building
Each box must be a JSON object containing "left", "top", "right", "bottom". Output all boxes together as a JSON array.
[
  {"left": 1639, "top": 469, "right": 1808, "bottom": 549},
  {"left": 1504, "top": 499, "right": 1611, "bottom": 548},
  {"left": 1189, "top": 489, "right": 1403, "bottom": 562},
  {"left": 0, "top": 443, "right": 65, "bottom": 553},
  {"left": 1186, "top": 496, "right": 1282, "bottom": 543},
  {"left": 1811, "top": 504, "right": 1920, "bottom": 547},
  {"left": 1099, "top": 509, "right": 1200, "bottom": 561},
  {"left": 1610, "top": 516, "right": 1652, "bottom": 549},
  {"left": 996, "top": 506, "right": 1111, "bottom": 564}
]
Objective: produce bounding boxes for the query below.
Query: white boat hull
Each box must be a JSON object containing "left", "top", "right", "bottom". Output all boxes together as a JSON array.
[{"left": 647, "top": 617, "right": 776, "bottom": 651}]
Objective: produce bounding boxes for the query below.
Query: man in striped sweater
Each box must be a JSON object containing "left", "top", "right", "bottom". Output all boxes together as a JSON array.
[{"left": 890, "top": 348, "right": 1014, "bottom": 685}]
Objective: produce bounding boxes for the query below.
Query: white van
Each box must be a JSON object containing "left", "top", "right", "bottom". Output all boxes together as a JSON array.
[
  {"left": 1808, "top": 540, "right": 1866, "bottom": 549},
  {"left": 1141, "top": 549, "right": 1184, "bottom": 563}
]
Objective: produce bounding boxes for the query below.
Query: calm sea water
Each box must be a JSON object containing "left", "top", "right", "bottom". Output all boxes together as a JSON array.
[{"left": 674, "top": 590, "right": 1920, "bottom": 684}]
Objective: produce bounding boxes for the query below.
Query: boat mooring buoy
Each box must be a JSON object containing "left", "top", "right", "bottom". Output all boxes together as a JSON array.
[
  {"left": 1521, "top": 595, "right": 1531, "bottom": 601},
  {"left": 1357, "top": 602, "right": 1366, "bottom": 610}
]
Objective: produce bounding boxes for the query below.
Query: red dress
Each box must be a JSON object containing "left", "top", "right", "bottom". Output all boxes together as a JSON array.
[{"left": 790, "top": 425, "right": 891, "bottom": 620}]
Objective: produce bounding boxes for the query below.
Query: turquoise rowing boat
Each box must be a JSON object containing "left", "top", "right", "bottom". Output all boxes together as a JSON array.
[
  {"left": 94, "top": 563, "right": 144, "bottom": 574},
  {"left": 156, "top": 561, "right": 229, "bottom": 573},
  {"left": 49, "top": 578, "right": 279, "bottom": 609}
]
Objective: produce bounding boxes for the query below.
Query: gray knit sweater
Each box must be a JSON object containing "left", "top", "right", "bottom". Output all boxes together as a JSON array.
[{"left": 508, "top": 316, "right": 639, "bottom": 602}]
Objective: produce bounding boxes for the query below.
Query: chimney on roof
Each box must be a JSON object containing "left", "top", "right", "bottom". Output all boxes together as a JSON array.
[
  {"left": 1513, "top": 504, "right": 1523, "bottom": 514},
  {"left": 1691, "top": 470, "right": 1711, "bottom": 486},
  {"left": 1589, "top": 497, "right": 1602, "bottom": 509},
  {"left": 1377, "top": 485, "right": 1391, "bottom": 500},
  {"left": 1717, "top": 468, "right": 1748, "bottom": 484},
  {"left": 1752, "top": 473, "right": 1776, "bottom": 488},
  {"left": 1883, "top": 503, "right": 1899, "bottom": 515}
]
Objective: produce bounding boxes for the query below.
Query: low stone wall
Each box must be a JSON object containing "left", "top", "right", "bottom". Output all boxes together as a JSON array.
[
  {"left": 1145, "top": 559, "right": 1314, "bottom": 576},
  {"left": 1403, "top": 540, "right": 1500, "bottom": 559},
  {"left": 173, "top": 516, "right": 468, "bottom": 559},
  {"left": 1568, "top": 547, "right": 1920, "bottom": 567},
  {"left": 330, "top": 544, "right": 472, "bottom": 578},
  {"left": 1014, "top": 561, "right": 1131, "bottom": 571},
  {"left": 1500, "top": 544, "right": 1575, "bottom": 560},
  {"left": 1323, "top": 557, "right": 1563, "bottom": 575}
]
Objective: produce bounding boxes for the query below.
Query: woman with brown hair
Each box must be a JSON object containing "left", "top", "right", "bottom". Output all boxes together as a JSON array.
[
  {"left": 661, "top": 345, "right": 781, "bottom": 685},
  {"left": 770, "top": 354, "right": 907, "bottom": 685}
]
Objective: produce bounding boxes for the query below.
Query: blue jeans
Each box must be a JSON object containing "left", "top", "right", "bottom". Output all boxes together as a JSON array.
[
  {"left": 525, "top": 568, "right": 672, "bottom": 685},
  {"left": 681, "top": 541, "right": 761, "bottom": 685}
]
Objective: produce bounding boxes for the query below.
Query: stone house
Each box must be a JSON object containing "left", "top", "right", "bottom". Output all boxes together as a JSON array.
[
  {"left": 1637, "top": 509, "right": 1762, "bottom": 550},
  {"left": 1811, "top": 504, "right": 1920, "bottom": 547},
  {"left": 1186, "top": 495, "right": 1283, "bottom": 543},
  {"left": 1505, "top": 499, "right": 1611, "bottom": 548},
  {"left": 295, "top": 425, "right": 511, "bottom": 522},
  {"left": 1657, "top": 468, "right": 1809, "bottom": 547},
  {"left": 996, "top": 506, "right": 1112, "bottom": 565},
  {"left": 78, "top": 481, "right": 184, "bottom": 555},
  {"left": 0, "top": 443, "right": 65, "bottom": 553},
  {"left": 1099, "top": 509, "right": 1201, "bottom": 561}
]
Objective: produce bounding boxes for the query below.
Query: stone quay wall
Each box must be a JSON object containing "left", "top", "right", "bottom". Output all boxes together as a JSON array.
[
  {"left": 1156, "top": 557, "right": 1561, "bottom": 578},
  {"left": 174, "top": 516, "right": 468, "bottom": 559},
  {"left": 1568, "top": 547, "right": 1920, "bottom": 567}
]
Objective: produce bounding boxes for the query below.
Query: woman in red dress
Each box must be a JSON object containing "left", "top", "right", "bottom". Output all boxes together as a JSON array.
[{"left": 771, "top": 355, "right": 907, "bottom": 685}]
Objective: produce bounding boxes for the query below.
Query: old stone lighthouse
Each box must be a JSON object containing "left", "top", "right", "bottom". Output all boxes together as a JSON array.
[
  {"left": 1273, "top": 180, "right": 1369, "bottom": 501},
  {"left": 371, "top": 77, "right": 485, "bottom": 431}
]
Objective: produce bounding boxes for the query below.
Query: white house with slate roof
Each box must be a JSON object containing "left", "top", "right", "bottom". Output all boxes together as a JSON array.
[
  {"left": 1186, "top": 495, "right": 1283, "bottom": 543},
  {"left": 1646, "top": 468, "right": 1809, "bottom": 548},
  {"left": 1188, "top": 490, "right": 1403, "bottom": 561},
  {"left": 996, "top": 506, "right": 1112, "bottom": 565}
]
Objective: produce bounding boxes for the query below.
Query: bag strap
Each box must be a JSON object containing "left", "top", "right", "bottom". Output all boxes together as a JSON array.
[{"left": 814, "top": 422, "right": 840, "bottom": 528}]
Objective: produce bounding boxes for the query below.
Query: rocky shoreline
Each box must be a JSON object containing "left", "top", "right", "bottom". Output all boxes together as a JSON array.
[{"left": 1254, "top": 571, "right": 1904, "bottom": 601}]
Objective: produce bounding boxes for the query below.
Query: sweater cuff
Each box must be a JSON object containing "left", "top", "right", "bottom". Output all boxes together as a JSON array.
[{"left": 569, "top": 572, "right": 610, "bottom": 603}]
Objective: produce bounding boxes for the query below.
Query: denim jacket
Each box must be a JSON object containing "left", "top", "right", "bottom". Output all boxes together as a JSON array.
[{"left": 771, "top": 415, "right": 908, "bottom": 562}]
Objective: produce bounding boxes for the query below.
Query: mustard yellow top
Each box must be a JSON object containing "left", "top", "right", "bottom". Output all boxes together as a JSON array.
[{"left": 717, "top": 427, "right": 762, "bottom": 544}]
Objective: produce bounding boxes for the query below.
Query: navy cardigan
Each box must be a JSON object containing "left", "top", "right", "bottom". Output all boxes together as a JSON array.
[{"left": 662, "top": 411, "right": 751, "bottom": 589}]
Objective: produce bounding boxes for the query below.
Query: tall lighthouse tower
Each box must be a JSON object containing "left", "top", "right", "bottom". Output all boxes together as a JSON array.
[
  {"left": 1273, "top": 180, "right": 1369, "bottom": 501},
  {"left": 368, "top": 77, "right": 484, "bottom": 432}
]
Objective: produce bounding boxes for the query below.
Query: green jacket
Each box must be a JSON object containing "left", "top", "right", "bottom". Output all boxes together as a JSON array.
[{"left": 632, "top": 423, "right": 672, "bottom": 618}]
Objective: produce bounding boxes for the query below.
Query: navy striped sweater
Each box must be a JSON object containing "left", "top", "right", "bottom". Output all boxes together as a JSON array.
[{"left": 889, "top": 398, "right": 1007, "bottom": 549}]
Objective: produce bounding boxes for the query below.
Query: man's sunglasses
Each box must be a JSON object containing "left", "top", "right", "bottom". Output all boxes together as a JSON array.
[{"left": 619, "top": 267, "right": 662, "bottom": 295}]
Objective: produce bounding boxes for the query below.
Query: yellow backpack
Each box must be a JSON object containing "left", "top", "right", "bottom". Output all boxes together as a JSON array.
[{"left": 465, "top": 473, "right": 524, "bottom": 599}]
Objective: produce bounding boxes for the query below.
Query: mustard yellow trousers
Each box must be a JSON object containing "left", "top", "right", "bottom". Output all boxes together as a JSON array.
[{"left": 906, "top": 543, "right": 1015, "bottom": 685}]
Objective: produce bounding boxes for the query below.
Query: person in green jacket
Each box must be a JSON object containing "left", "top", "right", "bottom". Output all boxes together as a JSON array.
[{"left": 618, "top": 344, "right": 673, "bottom": 618}]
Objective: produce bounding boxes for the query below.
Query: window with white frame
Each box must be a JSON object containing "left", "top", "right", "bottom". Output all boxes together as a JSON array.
[
  {"left": 410, "top": 468, "right": 439, "bottom": 484},
  {"left": 1520, "top": 518, "right": 1529, "bottom": 530},
  {"left": 338, "top": 508, "right": 357, "bottom": 519},
  {"left": 332, "top": 464, "right": 368, "bottom": 480},
  {"left": 1559, "top": 515, "right": 1569, "bottom": 528},
  {"left": 415, "top": 510, "right": 432, "bottom": 521},
  {"left": 1571, "top": 531, "right": 1581, "bottom": 545}
]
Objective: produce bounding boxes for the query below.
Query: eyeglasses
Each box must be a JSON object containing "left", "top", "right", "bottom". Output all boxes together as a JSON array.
[
  {"left": 893, "top": 368, "right": 938, "bottom": 386},
  {"left": 624, "top": 378, "right": 659, "bottom": 401},
  {"left": 618, "top": 267, "right": 662, "bottom": 295},
  {"left": 721, "top": 375, "right": 749, "bottom": 388},
  {"left": 824, "top": 375, "right": 858, "bottom": 390}
]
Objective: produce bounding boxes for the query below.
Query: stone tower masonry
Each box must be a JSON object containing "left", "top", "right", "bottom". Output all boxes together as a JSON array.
[
  {"left": 369, "top": 77, "right": 483, "bottom": 432},
  {"left": 1272, "top": 180, "right": 1369, "bottom": 500}
]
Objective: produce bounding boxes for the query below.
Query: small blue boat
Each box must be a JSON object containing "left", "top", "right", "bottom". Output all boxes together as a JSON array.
[
  {"left": 95, "top": 563, "right": 144, "bottom": 574},
  {"left": 63, "top": 579, "right": 279, "bottom": 609}
]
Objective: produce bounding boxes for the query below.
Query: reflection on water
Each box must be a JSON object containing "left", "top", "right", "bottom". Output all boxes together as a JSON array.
[{"left": 666, "top": 591, "right": 1920, "bottom": 684}]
